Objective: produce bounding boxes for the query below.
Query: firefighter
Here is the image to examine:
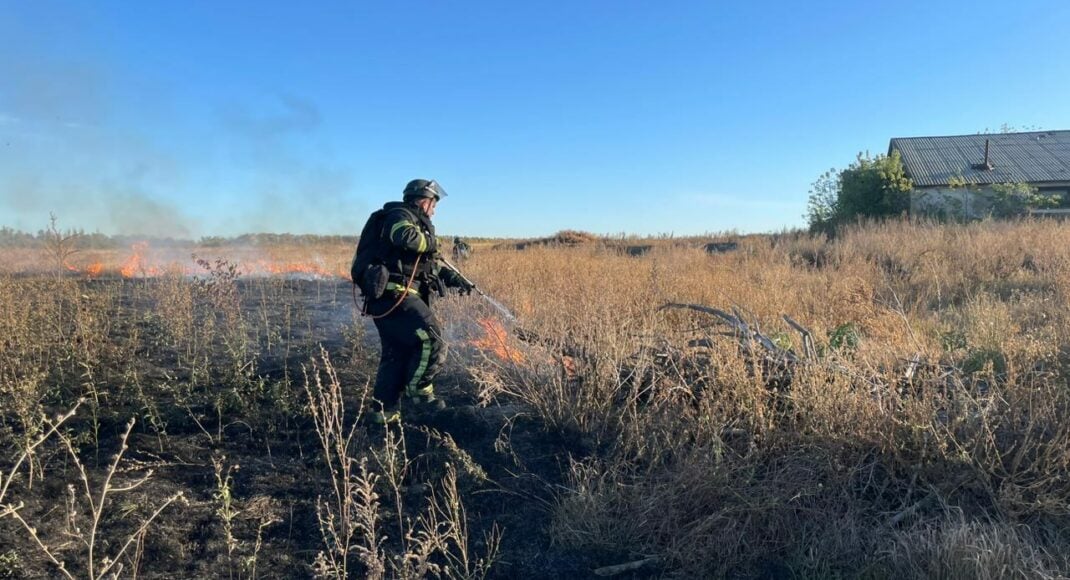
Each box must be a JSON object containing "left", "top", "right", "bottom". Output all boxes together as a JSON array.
[
  {"left": 451, "top": 236, "right": 472, "bottom": 262},
  {"left": 355, "top": 179, "right": 475, "bottom": 424}
]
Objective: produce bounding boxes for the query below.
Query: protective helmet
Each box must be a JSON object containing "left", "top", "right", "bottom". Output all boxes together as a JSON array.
[{"left": 403, "top": 179, "right": 447, "bottom": 202}]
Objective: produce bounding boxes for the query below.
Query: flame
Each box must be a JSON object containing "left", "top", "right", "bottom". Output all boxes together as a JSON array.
[
  {"left": 561, "top": 355, "right": 577, "bottom": 379},
  {"left": 65, "top": 262, "right": 104, "bottom": 276},
  {"left": 120, "top": 242, "right": 163, "bottom": 278},
  {"left": 470, "top": 318, "right": 525, "bottom": 363},
  {"left": 84, "top": 247, "right": 349, "bottom": 280},
  {"left": 120, "top": 242, "right": 145, "bottom": 277},
  {"left": 241, "top": 259, "right": 339, "bottom": 279}
]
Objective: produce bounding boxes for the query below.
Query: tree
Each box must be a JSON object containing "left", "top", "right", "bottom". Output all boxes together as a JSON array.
[
  {"left": 944, "top": 177, "right": 1062, "bottom": 219},
  {"left": 806, "top": 151, "right": 913, "bottom": 234},
  {"left": 42, "top": 213, "right": 82, "bottom": 273},
  {"left": 836, "top": 151, "right": 912, "bottom": 221},
  {"left": 989, "top": 182, "right": 1061, "bottom": 216},
  {"left": 805, "top": 168, "right": 840, "bottom": 235}
]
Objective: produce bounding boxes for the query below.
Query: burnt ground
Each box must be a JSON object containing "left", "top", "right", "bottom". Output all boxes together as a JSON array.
[{"left": 0, "top": 278, "right": 639, "bottom": 579}]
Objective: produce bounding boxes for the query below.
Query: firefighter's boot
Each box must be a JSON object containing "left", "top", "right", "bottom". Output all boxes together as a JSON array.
[
  {"left": 370, "top": 404, "right": 402, "bottom": 425},
  {"left": 406, "top": 383, "right": 446, "bottom": 413}
]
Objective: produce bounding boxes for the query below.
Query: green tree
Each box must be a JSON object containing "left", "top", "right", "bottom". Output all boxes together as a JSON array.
[
  {"left": 805, "top": 150, "right": 913, "bottom": 233},
  {"left": 987, "top": 182, "right": 1060, "bottom": 217},
  {"left": 944, "top": 177, "right": 1060, "bottom": 219},
  {"left": 836, "top": 151, "right": 912, "bottom": 220},
  {"left": 805, "top": 168, "right": 839, "bottom": 235}
]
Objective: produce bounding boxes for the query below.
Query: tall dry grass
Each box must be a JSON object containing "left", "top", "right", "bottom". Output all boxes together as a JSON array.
[
  {"left": 3, "top": 219, "right": 1070, "bottom": 576},
  {"left": 456, "top": 218, "right": 1070, "bottom": 578},
  {"left": 0, "top": 259, "right": 357, "bottom": 574}
]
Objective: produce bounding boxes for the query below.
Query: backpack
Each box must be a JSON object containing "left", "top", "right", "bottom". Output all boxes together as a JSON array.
[{"left": 351, "top": 209, "right": 390, "bottom": 299}]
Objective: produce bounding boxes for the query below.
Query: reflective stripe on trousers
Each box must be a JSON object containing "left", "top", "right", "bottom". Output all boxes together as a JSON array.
[{"left": 406, "top": 328, "right": 433, "bottom": 395}]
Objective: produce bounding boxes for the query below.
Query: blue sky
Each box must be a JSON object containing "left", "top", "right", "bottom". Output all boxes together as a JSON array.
[{"left": 2, "top": 1, "right": 1069, "bottom": 238}]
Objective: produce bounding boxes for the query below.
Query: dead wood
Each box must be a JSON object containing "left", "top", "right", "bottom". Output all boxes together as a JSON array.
[{"left": 593, "top": 557, "right": 659, "bottom": 576}]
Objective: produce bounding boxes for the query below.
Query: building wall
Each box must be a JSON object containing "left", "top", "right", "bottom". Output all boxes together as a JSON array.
[
  {"left": 911, "top": 186, "right": 997, "bottom": 219},
  {"left": 911, "top": 182, "right": 1070, "bottom": 219}
]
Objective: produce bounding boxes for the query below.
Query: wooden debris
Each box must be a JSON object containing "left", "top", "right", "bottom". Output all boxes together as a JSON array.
[
  {"left": 886, "top": 493, "right": 936, "bottom": 527},
  {"left": 658, "top": 302, "right": 893, "bottom": 393},
  {"left": 660, "top": 303, "right": 799, "bottom": 363},
  {"left": 903, "top": 353, "right": 922, "bottom": 382},
  {"left": 593, "top": 557, "right": 659, "bottom": 577},
  {"left": 783, "top": 314, "right": 817, "bottom": 360}
]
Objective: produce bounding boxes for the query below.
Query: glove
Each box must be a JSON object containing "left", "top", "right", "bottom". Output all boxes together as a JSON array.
[{"left": 439, "top": 267, "right": 475, "bottom": 296}]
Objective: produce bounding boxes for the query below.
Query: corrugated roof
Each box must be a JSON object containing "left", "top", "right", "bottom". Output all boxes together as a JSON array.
[{"left": 888, "top": 130, "right": 1070, "bottom": 187}]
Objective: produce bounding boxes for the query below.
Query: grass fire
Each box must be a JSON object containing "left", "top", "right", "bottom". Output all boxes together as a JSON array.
[
  {"left": 4, "top": 220, "right": 1070, "bottom": 577},
  {"left": 4, "top": 5, "right": 1069, "bottom": 577}
]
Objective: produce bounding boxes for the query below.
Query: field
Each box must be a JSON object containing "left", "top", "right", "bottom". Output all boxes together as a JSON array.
[{"left": 3, "top": 219, "right": 1070, "bottom": 578}]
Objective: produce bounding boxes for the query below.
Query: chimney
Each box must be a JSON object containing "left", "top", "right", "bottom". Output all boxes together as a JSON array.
[{"left": 973, "top": 139, "right": 994, "bottom": 170}]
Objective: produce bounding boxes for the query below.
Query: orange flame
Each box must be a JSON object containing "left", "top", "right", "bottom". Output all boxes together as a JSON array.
[
  {"left": 470, "top": 318, "right": 525, "bottom": 363},
  {"left": 86, "top": 263, "right": 103, "bottom": 277},
  {"left": 106, "top": 247, "right": 348, "bottom": 279},
  {"left": 561, "top": 355, "right": 578, "bottom": 379},
  {"left": 120, "top": 242, "right": 145, "bottom": 277},
  {"left": 244, "top": 259, "right": 342, "bottom": 279},
  {"left": 120, "top": 242, "right": 163, "bottom": 277}
]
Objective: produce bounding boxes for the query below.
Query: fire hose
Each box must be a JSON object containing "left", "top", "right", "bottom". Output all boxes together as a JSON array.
[
  {"left": 356, "top": 254, "right": 422, "bottom": 320},
  {"left": 435, "top": 255, "right": 517, "bottom": 322},
  {"left": 352, "top": 253, "right": 517, "bottom": 323},
  {"left": 353, "top": 254, "right": 562, "bottom": 366}
]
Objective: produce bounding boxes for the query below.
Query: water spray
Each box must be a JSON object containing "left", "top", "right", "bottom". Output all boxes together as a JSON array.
[{"left": 436, "top": 254, "right": 517, "bottom": 322}]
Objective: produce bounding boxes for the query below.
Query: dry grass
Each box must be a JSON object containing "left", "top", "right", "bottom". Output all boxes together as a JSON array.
[
  {"left": 457, "top": 218, "right": 1070, "bottom": 578},
  {"left": 2, "top": 218, "right": 1070, "bottom": 577}
]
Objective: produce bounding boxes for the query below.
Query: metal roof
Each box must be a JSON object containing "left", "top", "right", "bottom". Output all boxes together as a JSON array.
[{"left": 888, "top": 130, "right": 1070, "bottom": 187}]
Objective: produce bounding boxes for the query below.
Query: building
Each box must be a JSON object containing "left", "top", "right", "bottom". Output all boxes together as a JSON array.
[{"left": 889, "top": 130, "right": 1070, "bottom": 218}]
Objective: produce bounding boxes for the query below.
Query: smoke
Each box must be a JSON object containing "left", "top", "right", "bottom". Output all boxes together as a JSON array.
[
  {"left": 217, "top": 95, "right": 363, "bottom": 236},
  {"left": 0, "top": 47, "right": 196, "bottom": 237},
  {"left": 221, "top": 94, "right": 321, "bottom": 140},
  {"left": 237, "top": 166, "right": 356, "bottom": 234},
  {"left": 108, "top": 189, "right": 193, "bottom": 239},
  {"left": 0, "top": 55, "right": 109, "bottom": 126},
  {"left": 0, "top": 14, "right": 363, "bottom": 238},
  {"left": 1, "top": 172, "right": 194, "bottom": 238}
]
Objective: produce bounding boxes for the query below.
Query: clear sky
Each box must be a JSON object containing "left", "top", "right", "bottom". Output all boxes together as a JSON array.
[{"left": 2, "top": 1, "right": 1069, "bottom": 238}]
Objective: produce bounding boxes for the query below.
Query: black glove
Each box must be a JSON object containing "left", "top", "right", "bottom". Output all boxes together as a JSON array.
[
  {"left": 442, "top": 268, "right": 474, "bottom": 295},
  {"left": 424, "top": 233, "right": 438, "bottom": 255},
  {"left": 433, "top": 275, "right": 447, "bottom": 298},
  {"left": 439, "top": 267, "right": 475, "bottom": 296}
]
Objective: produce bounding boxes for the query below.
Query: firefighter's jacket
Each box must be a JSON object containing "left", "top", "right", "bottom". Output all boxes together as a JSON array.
[{"left": 379, "top": 201, "right": 464, "bottom": 298}]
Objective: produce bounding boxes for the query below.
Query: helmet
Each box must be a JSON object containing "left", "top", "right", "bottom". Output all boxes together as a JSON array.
[{"left": 403, "top": 179, "right": 448, "bottom": 202}]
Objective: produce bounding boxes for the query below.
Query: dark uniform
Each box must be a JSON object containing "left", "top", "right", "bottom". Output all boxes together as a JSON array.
[
  {"left": 360, "top": 181, "right": 472, "bottom": 423},
  {"left": 452, "top": 237, "right": 472, "bottom": 262}
]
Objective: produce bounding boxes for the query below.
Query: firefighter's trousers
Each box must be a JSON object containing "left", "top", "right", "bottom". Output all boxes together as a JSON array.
[{"left": 369, "top": 293, "right": 446, "bottom": 410}]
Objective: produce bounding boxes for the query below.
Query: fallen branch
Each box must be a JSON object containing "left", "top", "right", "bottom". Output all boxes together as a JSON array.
[
  {"left": 903, "top": 353, "right": 923, "bottom": 382},
  {"left": 886, "top": 493, "right": 936, "bottom": 528},
  {"left": 659, "top": 303, "right": 892, "bottom": 393},
  {"left": 660, "top": 303, "right": 799, "bottom": 363},
  {"left": 783, "top": 314, "right": 817, "bottom": 360},
  {"left": 593, "top": 557, "right": 659, "bottom": 577}
]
